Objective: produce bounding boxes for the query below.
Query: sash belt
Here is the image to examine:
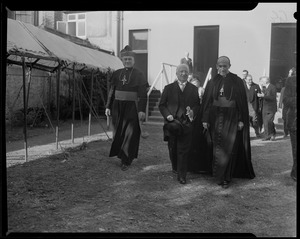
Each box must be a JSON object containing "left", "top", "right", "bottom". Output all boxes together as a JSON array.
[
  {"left": 115, "top": 90, "right": 138, "bottom": 101},
  {"left": 213, "top": 97, "right": 236, "bottom": 108}
]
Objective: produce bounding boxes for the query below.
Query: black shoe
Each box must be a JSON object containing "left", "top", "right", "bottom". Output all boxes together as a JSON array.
[
  {"left": 121, "top": 164, "right": 129, "bottom": 171},
  {"left": 262, "top": 137, "right": 271, "bottom": 141},
  {"left": 222, "top": 181, "right": 229, "bottom": 189},
  {"left": 177, "top": 176, "right": 186, "bottom": 184},
  {"left": 271, "top": 135, "right": 276, "bottom": 141},
  {"left": 179, "top": 178, "right": 186, "bottom": 184}
]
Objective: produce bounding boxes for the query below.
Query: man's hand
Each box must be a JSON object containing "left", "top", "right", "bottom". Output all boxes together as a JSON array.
[
  {"left": 257, "top": 92, "right": 265, "bottom": 98},
  {"left": 138, "top": 112, "right": 146, "bottom": 121},
  {"left": 105, "top": 108, "right": 111, "bottom": 117},
  {"left": 198, "top": 87, "right": 205, "bottom": 98},
  {"left": 202, "top": 122, "right": 209, "bottom": 129},
  {"left": 167, "top": 115, "right": 174, "bottom": 121},
  {"left": 238, "top": 121, "right": 244, "bottom": 130},
  {"left": 186, "top": 106, "right": 194, "bottom": 121}
]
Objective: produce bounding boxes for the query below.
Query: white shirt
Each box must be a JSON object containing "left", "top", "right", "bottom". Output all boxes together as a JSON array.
[{"left": 178, "top": 81, "right": 187, "bottom": 91}]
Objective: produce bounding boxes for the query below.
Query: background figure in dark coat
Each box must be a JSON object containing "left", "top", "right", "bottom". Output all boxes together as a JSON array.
[
  {"left": 241, "top": 69, "right": 248, "bottom": 85},
  {"left": 257, "top": 76, "right": 277, "bottom": 141},
  {"left": 201, "top": 56, "right": 255, "bottom": 188},
  {"left": 282, "top": 69, "right": 297, "bottom": 181},
  {"left": 180, "top": 51, "right": 193, "bottom": 81},
  {"left": 105, "top": 45, "right": 148, "bottom": 171},
  {"left": 245, "top": 74, "right": 262, "bottom": 137},
  {"left": 279, "top": 86, "right": 289, "bottom": 137},
  {"left": 159, "top": 64, "right": 200, "bottom": 184}
]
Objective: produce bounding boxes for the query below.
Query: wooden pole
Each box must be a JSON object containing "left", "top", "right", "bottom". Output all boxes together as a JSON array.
[
  {"left": 88, "top": 71, "right": 94, "bottom": 136},
  {"left": 55, "top": 63, "right": 61, "bottom": 150},
  {"left": 78, "top": 76, "right": 83, "bottom": 127},
  {"left": 26, "top": 66, "right": 32, "bottom": 110},
  {"left": 47, "top": 73, "right": 52, "bottom": 124},
  {"left": 22, "top": 57, "right": 28, "bottom": 162},
  {"left": 71, "top": 64, "right": 75, "bottom": 143},
  {"left": 203, "top": 67, "right": 212, "bottom": 90}
]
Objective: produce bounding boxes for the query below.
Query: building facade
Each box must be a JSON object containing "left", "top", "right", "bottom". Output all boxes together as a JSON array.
[{"left": 122, "top": 3, "right": 296, "bottom": 91}]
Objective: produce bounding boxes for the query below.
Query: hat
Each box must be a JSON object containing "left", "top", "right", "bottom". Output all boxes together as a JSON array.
[
  {"left": 163, "top": 119, "right": 183, "bottom": 141},
  {"left": 120, "top": 45, "right": 135, "bottom": 57}
]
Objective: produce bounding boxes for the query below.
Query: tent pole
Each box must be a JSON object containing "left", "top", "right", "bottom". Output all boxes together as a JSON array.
[
  {"left": 55, "top": 63, "right": 61, "bottom": 150},
  {"left": 47, "top": 73, "right": 52, "bottom": 124},
  {"left": 71, "top": 64, "right": 75, "bottom": 143},
  {"left": 26, "top": 66, "right": 32, "bottom": 111},
  {"left": 79, "top": 76, "right": 83, "bottom": 126},
  {"left": 22, "top": 57, "right": 28, "bottom": 162},
  {"left": 88, "top": 71, "right": 94, "bottom": 136}
]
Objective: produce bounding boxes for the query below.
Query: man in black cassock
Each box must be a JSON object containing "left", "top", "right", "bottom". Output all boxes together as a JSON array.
[
  {"left": 105, "top": 45, "right": 148, "bottom": 171},
  {"left": 201, "top": 56, "right": 255, "bottom": 188},
  {"left": 159, "top": 64, "right": 200, "bottom": 184}
]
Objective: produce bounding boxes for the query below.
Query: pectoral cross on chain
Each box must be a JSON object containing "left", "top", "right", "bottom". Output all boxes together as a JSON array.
[
  {"left": 220, "top": 86, "right": 224, "bottom": 96},
  {"left": 121, "top": 74, "right": 127, "bottom": 85}
]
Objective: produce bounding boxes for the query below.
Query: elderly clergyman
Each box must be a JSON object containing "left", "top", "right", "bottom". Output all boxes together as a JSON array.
[
  {"left": 105, "top": 45, "right": 148, "bottom": 171},
  {"left": 201, "top": 56, "right": 255, "bottom": 188}
]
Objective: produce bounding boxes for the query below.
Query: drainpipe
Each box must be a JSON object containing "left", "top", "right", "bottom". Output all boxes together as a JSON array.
[
  {"left": 120, "top": 11, "right": 123, "bottom": 51},
  {"left": 116, "top": 11, "right": 121, "bottom": 57},
  {"left": 116, "top": 11, "right": 124, "bottom": 57}
]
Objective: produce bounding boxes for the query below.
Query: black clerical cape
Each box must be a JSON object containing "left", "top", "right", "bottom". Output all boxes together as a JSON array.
[{"left": 201, "top": 72, "right": 255, "bottom": 181}]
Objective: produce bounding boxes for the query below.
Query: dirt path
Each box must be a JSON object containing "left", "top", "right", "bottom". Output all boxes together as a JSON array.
[{"left": 5, "top": 118, "right": 296, "bottom": 236}]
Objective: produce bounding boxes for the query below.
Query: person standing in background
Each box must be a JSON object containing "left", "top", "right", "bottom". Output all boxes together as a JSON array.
[
  {"left": 257, "top": 76, "right": 277, "bottom": 141},
  {"left": 241, "top": 69, "right": 249, "bottom": 86},
  {"left": 278, "top": 85, "right": 289, "bottom": 138},
  {"left": 279, "top": 67, "right": 297, "bottom": 138},
  {"left": 245, "top": 74, "right": 262, "bottom": 138},
  {"left": 282, "top": 67, "right": 297, "bottom": 181},
  {"left": 180, "top": 51, "right": 193, "bottom": 81}
]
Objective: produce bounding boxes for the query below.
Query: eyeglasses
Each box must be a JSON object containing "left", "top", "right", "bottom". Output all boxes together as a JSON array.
[{"left": 218, "top": 65, "right": 228, "bottom": 68}]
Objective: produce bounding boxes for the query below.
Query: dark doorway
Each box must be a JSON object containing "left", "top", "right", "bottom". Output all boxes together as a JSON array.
[
  {"left": 134, "top": 53, "right": 148, "bottom": 80},
  {"left": 193, "top": 25, "right": 219, "bottom": 86},
  {"left": 270, "top": 23, "right": 296, "bottom": 92}
]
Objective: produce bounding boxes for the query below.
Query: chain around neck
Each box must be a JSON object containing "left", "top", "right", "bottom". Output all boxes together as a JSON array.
[{"left": 119, "top": 67, "right": 134, "bottom": 85}]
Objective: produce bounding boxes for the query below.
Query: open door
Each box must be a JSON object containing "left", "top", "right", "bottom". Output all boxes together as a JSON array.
[
  {"left": 193, "top": 25, "right": 219, "bottom": 86},
  {"left": 270, "top": 23, "right": 296, "bottom": 92}
]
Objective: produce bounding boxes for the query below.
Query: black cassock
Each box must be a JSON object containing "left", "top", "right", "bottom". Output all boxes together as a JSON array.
[
  {"left": 106, "top": 67, "right": 148, "bottom": 165},
  {"left": 201, "top": 72, "right": 255, "bottom": 183}
]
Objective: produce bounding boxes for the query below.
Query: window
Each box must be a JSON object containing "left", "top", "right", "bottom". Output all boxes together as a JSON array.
[
  {"left": 129, "top": 29, "right": 149, "bottom": 79},
  {"left": 129, "top": 30, "right": 148, "bottom": 53},
  {"left": 57, "top": 13, "right": 86, "bottom": 38},
  {"left": 15, "top": 11, "right": 33, "bottom": 24},
  {"left": 14, "top": 11, "right": 39, "bottom": 26}
]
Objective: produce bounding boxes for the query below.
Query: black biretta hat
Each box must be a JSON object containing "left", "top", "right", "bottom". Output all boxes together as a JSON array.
[{"left": 120, "top": 45, "right": 135, "bottom": 57}]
